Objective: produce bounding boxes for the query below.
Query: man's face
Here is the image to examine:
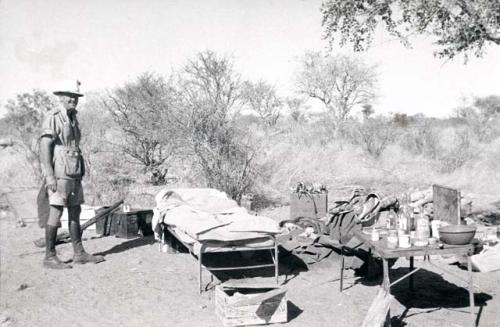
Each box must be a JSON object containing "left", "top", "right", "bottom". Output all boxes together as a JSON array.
[{"left": 59, "top": 94, "right": 79, "bottom": 111}]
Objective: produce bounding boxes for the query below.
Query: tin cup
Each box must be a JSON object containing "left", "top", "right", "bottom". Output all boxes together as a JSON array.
[{"left": 370, "top": 229, "right": 380, "bottom": 241}]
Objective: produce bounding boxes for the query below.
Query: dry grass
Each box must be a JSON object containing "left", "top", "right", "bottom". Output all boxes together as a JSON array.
[
  {"left": 250, "top": 118, "right": 500, "bottom": 210},
  {"left": 1, "top": 115, "right": 499, "bottom": 212}
]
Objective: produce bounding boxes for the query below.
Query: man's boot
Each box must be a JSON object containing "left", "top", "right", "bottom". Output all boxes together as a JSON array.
[
  {"left": 69, "top": 221, "right": 105, "bottom": 264},
  {"left": 43, "top": 225, "right": 72, "bottom": 269}
]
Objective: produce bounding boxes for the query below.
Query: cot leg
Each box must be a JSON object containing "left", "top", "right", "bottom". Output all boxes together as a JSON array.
[
  {"left": 159, "top": 225, "right": 164, "bottom": 252},
  {"left": 467, "top": 255, "right": 475, "bottom": 327},
  {"left": 199, "top": 251, "right": 203, "bottom": 294}
]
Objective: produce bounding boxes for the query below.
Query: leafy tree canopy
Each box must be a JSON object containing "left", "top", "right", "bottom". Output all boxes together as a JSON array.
[
  {"left": 295, "top": 51, "right": 377, "bottom": 124},
  {"left": 2, "top": 90, "right": 55, "bottom": 181},
  {"left": 180, "top": 51, "right": 260, "bottom": 204},
  {"left": 103, "top": 72, "right": 180, "bottom": 183},
  {"left": 241, "top": 80, "right": 282, "bottom": 126},
  {"left": 321, "top": 0, "right": 500, "bottom": 59}
]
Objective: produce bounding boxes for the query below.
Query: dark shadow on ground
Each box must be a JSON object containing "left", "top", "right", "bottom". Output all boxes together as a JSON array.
[
  {"left": 355, "top": 266, "right": 492, "bottom": 327},
  {"left": 94, "top": 235, "right": 156, "bottom": 256},
  {"left": 200, "top": 247, "right": 309, "bottom": 284},
  {"left": 388, "top": 267, "right": 492, "bottom": 309},
  {"left": 287, "top": 300, "right": 303, "bottom": 322},
  {"left": 165, "top": 233, "right": 311, "bottom": 286}
]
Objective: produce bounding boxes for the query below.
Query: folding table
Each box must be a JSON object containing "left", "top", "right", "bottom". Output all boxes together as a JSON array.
[{"left": 352, "top": 229, "right": 476, "bottom": 327}]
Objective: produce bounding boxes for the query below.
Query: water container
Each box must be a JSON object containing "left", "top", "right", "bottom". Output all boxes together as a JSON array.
[{"left": 415, "top": 209, "right": 430, "bottom": 240}]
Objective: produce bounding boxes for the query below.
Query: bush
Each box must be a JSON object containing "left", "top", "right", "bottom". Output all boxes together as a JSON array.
[
  {"left": 102, "top": 73, "right": 181, "bottom": 185},
  {"left": 455, "top": 95, "right": 500, "bottom": 143},
  {"left": 400, "top": 119, "right": 439, "bottom": 158},
  {"left": 351, "top": 116, "right": 397, "bottom": 158},
  {"left": 180, "top": 51, "right": 259, "bottom": 204},
  {"left": 436, "top": 127, "right": 475, "bottom": 173}
]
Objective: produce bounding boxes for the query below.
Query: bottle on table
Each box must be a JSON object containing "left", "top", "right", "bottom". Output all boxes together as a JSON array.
[
  {"left": 415, "top": 206, "right": 430, "bottom": 240},
  {"left": 407, "top": 193, "right": 415, "bottom": 231},
  {"left": 387, "top": 229, "right": 398, "bottom": 249},
  {"left": 398, "top": 193, "right": 412, "bottom": 233},
  {"left": 387, "top": 209, "right": 397, "bottom": 229}
]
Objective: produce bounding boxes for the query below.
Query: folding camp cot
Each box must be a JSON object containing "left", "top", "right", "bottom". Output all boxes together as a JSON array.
[{"left": 159, "top": 224, "right": 279, "bottom": 293}]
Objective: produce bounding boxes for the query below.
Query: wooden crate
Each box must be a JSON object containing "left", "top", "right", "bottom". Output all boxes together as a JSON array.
[
  {"left": 215, "top": 285, "right": 287, "bottom": 327},
  {"left": 290, "top": 192, "right": 328, "bottom": 219},
  {"left": 97, "top": 209, "right": 153, "bottom": 238}
]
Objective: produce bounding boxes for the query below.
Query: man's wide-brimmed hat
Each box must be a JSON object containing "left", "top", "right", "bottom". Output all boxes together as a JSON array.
[{"left": 53, "top": 80, "right": 84, "bottom": 97}]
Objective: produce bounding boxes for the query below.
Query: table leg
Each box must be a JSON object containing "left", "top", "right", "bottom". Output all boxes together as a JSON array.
[
  {"left": 275, "top": 238, "right": 279, "bottom": 285},
  {"left": 409, "top": 256, "right": 414, "bottom": 291},
  {"left": 382, "top": 258, "right": 390, "bottom": 291},
  {"left": 382, "top": 258, "right": 391, "bottom": 327},
  {"left": 467, "top": 255, "right": 475, "bottom": 327}
]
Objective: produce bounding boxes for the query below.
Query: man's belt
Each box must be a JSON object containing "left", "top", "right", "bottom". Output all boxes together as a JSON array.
[
  {"left": 54, "top": 146, "right": 81, "bottom": 156},
  {"left": 65, "top": 150, "right": 80, "bottom": 157}
]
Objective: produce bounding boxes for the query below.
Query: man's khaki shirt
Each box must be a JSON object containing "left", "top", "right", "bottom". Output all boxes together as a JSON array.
[{"left": 41, "top": 108, "right": 84, "bottom": 180}]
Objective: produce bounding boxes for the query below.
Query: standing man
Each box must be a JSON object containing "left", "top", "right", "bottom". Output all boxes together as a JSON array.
[{"left": 40, "top": 80, "right": 104, "bottom": 269}]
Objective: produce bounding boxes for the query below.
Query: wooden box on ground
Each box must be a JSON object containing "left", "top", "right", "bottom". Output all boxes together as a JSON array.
[
  {"left": 215, "top": 284, "right": 287, "bottom": 327},
  {"left": 290, "top": 192, "right": 328, "bottom": 219},
  {"left": 97, "top": 209, "right": 153, "bottom": 238}
]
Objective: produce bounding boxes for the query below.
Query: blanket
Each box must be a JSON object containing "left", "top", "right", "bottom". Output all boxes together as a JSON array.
[{"left": 152, "top": 188, "right": 280, "bottom": 242}]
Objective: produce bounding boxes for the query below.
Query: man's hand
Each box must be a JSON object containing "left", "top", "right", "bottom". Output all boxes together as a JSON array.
[{"left": 46, "top": 176, "right": 57, "bottom": 192}]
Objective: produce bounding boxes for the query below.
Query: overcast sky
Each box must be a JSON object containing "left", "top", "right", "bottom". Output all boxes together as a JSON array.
[{"left": 1, "top": 0, "right": 499, "bottom": 117}]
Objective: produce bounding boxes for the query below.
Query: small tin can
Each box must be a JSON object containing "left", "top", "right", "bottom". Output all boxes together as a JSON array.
[
  {"left": 398, "top": 234, "right": 411, "bottom": 248},
  {"left": 371, "top": 229, "right": 380, "bottom": 241}
]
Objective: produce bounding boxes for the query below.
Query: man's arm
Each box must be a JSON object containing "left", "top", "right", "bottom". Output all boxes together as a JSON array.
[{"left": 40, "top": 136, "right": 56, "bottom": 192}]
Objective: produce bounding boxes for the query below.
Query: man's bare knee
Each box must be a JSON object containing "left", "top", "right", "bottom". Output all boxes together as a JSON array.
[{"left": 47, "top": 205, "right": 63, "bottom": 227}]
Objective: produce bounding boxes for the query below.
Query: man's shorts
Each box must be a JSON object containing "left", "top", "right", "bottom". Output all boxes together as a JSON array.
[{"left": 48, "top": 178, "right": 84, "bottom": 207}]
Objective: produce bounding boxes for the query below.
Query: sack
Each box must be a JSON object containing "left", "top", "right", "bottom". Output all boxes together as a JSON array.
[{"left": 63, "top": 149, "right": 83, "bottom": 178}]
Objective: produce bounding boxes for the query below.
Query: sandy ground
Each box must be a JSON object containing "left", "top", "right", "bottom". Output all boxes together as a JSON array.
[{"left": 1, "top": 203, "right": 500, "bottom": 327}]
